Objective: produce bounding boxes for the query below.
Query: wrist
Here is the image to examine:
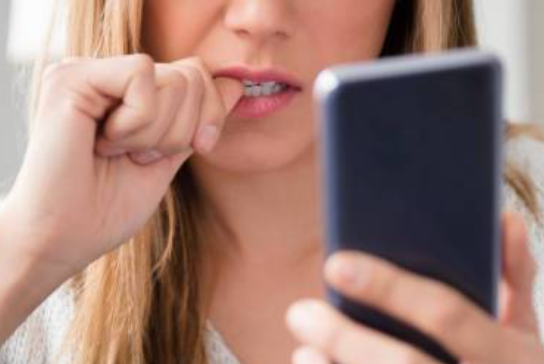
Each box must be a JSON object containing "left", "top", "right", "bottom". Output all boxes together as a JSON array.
[
  {"left": 0, "top": 201, "right": 72, "bottom": 342},
  {"left": 0, "top": 198, "right": 73, "bottom": 288}
]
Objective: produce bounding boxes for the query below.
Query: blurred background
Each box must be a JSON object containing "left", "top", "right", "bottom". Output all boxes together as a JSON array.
[{"left": 0, "top": 0, "right": 543, "bottom": 196}]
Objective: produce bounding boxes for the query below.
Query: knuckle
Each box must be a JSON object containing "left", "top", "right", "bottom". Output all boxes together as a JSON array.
[
  {"left": 186, "top": 56, "right": 207, "bottom": 70},
  {"left": 168, "top": 72, "right": 188, "bottom": 94},
  {"left": 133, "top": 101, "right": 158, "bottom": 129},
  {"left": 423, "top": 289, "right": 466, "bottom": 335},
  {"left": 43, "top": 62, "right": 72, "bottom": 86},
  {"left": 183, "top": 66, "right": 205, "bottom": 90},
  {"left": 131, "top": 107, "right": 155, "bottom": 130},
  {"left": 129, "top": 53, "right": 155, "bottom": 75}
]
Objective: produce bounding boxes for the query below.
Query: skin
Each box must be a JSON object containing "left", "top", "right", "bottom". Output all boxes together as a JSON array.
[
  {"left": 0, "top": 0, "right": 543, "bottom": 364},
  {"left": 142, "top": 1, "right": 397, "bottom": 363}
]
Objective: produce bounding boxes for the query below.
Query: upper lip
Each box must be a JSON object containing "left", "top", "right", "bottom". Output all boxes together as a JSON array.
[{"left": 213, "top": 66, "right": 303, "bottom": 90}]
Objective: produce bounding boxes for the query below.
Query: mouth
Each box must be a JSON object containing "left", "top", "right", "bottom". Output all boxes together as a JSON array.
[{"left": 214, "top": 66, "right": 304, "bottom": 118}]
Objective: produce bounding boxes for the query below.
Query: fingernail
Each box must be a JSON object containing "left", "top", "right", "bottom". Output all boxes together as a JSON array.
[
  {"left": 286, "top": 300, "right": 323, "bottom": 337},
  {"left": 130, "top": 150, "right": 164, "bottom": 165},
  {"left": 196, "top": 125, "right": 219, "bottom": 153},
  {"left": 293, "top": 347, "right": 329, "bottom": 364}
]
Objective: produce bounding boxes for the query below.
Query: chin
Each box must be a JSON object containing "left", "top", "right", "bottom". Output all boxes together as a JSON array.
[{"left": 191, "top": 130, "right": 316, "bottom": 174}]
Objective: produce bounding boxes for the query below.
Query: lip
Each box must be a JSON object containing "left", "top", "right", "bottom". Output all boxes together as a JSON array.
[
  {"left": 213, "top": 65, "right": 303, "bottom": 119},
  {"left": 230, "top": 89, "right": 299, "bottom": 119},
  {"left": 213, "top": 65, "right": 304, "bottom": 90}
]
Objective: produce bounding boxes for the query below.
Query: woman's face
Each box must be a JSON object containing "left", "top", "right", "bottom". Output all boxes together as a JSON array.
[{"left": 143, "top": 0, "right": 396, "bottom": 173}]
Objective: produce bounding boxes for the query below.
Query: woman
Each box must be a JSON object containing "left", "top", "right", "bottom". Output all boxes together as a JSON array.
[{"left": 0, "top": 0, "right": 543, "bottom": 363}]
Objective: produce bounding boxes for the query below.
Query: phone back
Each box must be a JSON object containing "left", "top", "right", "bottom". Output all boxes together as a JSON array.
[{"left": 315, "top": 50, "right": 503, "bottom": 363}]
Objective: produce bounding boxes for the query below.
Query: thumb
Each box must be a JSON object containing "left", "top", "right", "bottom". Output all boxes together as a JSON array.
[
  {"left": 499, "top": 211, "right": 539, "bottom": 334},
  {"left": 214, "top": 77, "right": 244, "bottom": 113}
]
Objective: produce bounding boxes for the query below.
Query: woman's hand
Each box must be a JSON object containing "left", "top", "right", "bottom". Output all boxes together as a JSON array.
[
  {"left": 286, "top": 212, "right": 544, "bottom": 364},
  {"left": 1, "top": 54, "right": 243, "bottom": 280}
]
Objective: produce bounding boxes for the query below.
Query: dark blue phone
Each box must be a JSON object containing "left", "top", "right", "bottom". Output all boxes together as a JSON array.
[{"left": 314, "top": 49, "right": 503, "bottom": 364}]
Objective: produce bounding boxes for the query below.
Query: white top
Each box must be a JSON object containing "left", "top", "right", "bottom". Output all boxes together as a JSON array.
[{"left": 1, "top": 136, "right": 544, "bottom": 364}]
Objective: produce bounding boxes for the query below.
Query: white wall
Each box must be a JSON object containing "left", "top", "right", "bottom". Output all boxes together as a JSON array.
[
  {"left": 7, "top": 0, "right": 65, "bottom": 63},
  {"left": 0, "top": 0, "right": 25, "bottom": 196},
  {"left": 528, "top": 1, "right": 544, "bottom": 124},
  {"left": 475, "top": 0, "right": 544, "bottom": 124}
]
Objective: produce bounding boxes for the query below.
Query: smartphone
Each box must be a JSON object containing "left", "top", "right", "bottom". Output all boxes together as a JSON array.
[{"left": 314, "top": 49, "right": 503, "bottom": 364}]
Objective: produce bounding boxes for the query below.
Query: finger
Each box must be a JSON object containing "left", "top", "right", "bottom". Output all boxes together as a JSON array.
[
  {"left": 193, "top": 76, "right": 243, "bottom": 153},
  {"left": 192, "top": 76, "right": 243, "bottom": 154},
  {"left": 126, "top": 83, "right": 182, "bottom": 164},
  {"left": 324, "top": 251, "right": 504, "bottom": 361},
  {"left": 96, "top": 65, "right": 188, "bottom": 163},
  {"left": 171, "top": 58, "right": 243, "bottom": 153},
  {"left": 85, "top": 54, "right": 158, "bottom": 141},
  {"left": 153, "top": 64, "right": 205, "bottom": 156},
  {"left": 36, "top": 56, "right": 155, "bottom": 159},
  {"left": 286, "top": 299, "right": 441, "bottom": 364},
  {"left": 499, "top": 211, "right": 539, "bottom": 334},
  {"left": 215, "top": 76, "right": 245, "bottom": 113},
  {"left": 96, "top": 85, "right": 180, "bottom": 160}
]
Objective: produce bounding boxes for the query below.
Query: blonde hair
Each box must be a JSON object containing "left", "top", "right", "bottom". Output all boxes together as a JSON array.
[{"left": 28, "top": 1, "right": 542, "bottom": 364}]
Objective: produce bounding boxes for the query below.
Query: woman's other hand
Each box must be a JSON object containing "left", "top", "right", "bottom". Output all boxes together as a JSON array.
[{"left": 286, "top": 211, "right": 544, "bottom": 364}]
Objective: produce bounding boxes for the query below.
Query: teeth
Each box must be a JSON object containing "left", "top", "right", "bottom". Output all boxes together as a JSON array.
[
  {"left": 262, "top": 82, "right": 274, "bottom": 94},
  {"left": 243, "top": 80, "right": 288, "bottom": 97},
  {"left": 249, "top": 86, "right": 259, "bottom": 97}
]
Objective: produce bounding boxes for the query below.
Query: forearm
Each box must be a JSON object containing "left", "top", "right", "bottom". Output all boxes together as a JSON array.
[{"left": 0, "top": 206, "right": 68, "bottom": 345}]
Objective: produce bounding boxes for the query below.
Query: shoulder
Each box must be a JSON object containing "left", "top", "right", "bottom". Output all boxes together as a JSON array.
[{"left": 0, "top": 283, "right": 75, "bottom": 364}]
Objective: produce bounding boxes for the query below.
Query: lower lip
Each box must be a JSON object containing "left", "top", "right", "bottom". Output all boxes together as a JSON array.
[{"left": 230, "top": 88, "right": 300, "bottom": 119}]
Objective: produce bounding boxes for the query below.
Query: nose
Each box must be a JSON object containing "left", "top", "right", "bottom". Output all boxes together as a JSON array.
[{"left": 224, "top": 0, "right": 294, "bottom": 43}]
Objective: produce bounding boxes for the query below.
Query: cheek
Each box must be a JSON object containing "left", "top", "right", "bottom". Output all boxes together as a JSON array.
[
  {"left": 306, "top": 0, "right": 395, "bottom": 63},
  {"left": 142, "top": 0, "right": 223, "bottom": 61}
]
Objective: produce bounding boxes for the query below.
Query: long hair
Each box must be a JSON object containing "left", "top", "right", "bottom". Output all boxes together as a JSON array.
[{"left": 27, "top": 1, "right": 541, "bottom": 364}]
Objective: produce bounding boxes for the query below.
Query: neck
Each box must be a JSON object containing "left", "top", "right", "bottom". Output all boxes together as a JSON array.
[{"left": 190, "top": 146, "right": 323, "bottom": 268}]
